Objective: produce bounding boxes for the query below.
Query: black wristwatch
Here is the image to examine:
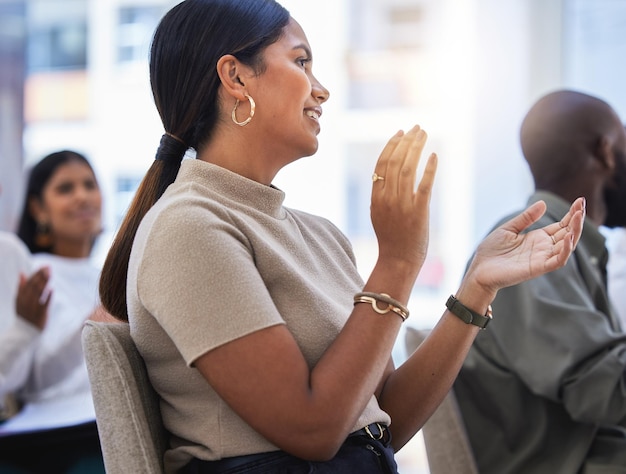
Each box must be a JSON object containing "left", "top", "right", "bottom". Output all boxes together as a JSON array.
[{"left": 445, "top": 295, "right": 493, "bottom": 329}]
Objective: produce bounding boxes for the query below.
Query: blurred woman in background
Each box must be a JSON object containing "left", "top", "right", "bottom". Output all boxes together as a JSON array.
[{"left": 0, "top": 150, "right": 106, "bottom": 473}]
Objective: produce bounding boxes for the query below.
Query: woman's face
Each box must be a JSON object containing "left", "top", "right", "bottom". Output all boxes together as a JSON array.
[
  {"left": 248, "top": 18, "right": 329, "bottom": 162},
  {"left": 31, "top": 160, "right": 102, "bottom": 253}
]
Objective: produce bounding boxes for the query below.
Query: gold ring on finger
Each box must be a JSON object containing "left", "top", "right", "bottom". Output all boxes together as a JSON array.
[{"left": 372, "top": 173, "right": 385, "bottom": 182}]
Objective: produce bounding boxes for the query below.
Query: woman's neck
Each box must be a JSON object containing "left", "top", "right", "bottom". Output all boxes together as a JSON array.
[{"left": 51, "top": 240, "right": 92, "bottom": 259}]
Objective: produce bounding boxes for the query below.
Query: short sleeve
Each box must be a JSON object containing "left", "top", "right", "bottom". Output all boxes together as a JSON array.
[{"left": 136, "top": 199, "right": 285, "bottom": 366}]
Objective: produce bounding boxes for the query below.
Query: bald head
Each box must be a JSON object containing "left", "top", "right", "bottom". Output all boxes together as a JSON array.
[{"left": 520, "top": 90, "right": 622, "bottom": 192}]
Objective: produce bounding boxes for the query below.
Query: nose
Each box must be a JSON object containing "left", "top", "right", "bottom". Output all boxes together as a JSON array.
[
  {"left": 312, "top": 76, "right": 330, "bottom": 104},
  {"left": 74, "top": 186, "right": 89, "bottom": 202},
  {"left": 74, "top": 184, "right": 99, "bottom": 205}
]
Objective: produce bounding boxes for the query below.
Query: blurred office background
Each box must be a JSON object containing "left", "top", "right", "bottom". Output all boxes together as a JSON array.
[{"left": 1, "top": 0, "right": 625, "bottom": 471}]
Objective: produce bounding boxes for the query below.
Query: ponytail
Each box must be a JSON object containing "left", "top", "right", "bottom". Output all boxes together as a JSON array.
[
  {"left": 100, "top": 0, "right": 290, "bottom": 321},
  {"left": 99, "top": 134, "right": 187, "bottom": 320}
]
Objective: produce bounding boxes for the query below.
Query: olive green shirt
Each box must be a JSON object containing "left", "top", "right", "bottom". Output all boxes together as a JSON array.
[{"left": 455, "top": 191, "right": 626, "bottom": 474}]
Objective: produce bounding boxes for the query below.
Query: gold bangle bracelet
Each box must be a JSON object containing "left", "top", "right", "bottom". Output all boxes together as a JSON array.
[{"left": 353, "top": 292, "right": 409, "bottom": 321}]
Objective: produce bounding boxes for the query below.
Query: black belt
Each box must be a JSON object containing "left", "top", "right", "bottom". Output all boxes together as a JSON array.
[
  {"left": 349, "top": 422, "right": 389, "bottom": 442},
  {"left": 183, "top": 423, "right": 390, "bottom": 473},
  {"left": 183, "top": 451, "right": 285, "bottom": 473}
]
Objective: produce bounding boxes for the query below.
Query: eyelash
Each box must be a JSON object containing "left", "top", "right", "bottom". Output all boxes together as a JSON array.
[{"left": 297, "top": 57, "right": 311, "bottom": 68}]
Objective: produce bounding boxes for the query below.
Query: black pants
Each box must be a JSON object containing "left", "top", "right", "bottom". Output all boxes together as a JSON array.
[
  {"left": 0, "top": 421, "right": 105, "bottom": 474},
  {"left": 183, "top": 431, "right": 398, "bottom": 474}
]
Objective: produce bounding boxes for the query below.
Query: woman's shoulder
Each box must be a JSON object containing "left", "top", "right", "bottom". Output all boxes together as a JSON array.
[
  {"left": 0, "top": 231, "right": 31, "bottom": 274},
  {"left": 142, "top": 183, "right": 232, "bottom": 237},
  {"left": 133, "top": 185, "right": 243, "bottom": 264},
  {"left": 286, "top": 208, "right": 354, "bottom": 252},
  {"left": 0, "top": 231, "right": 30, "bottom": 255},
  {"left": 288, "top": 207, "right": 345, "bottom": 233}
]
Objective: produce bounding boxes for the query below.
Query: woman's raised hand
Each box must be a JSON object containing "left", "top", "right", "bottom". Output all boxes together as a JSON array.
[
  {"left": 370, "top": 125, "right": 438, "bottom": 276},
  {"left": 463, "top": 197, "right": 585, "bottom": 298},
  {"left": 16, "top": 266, "right": 52, "bottom": 331}
]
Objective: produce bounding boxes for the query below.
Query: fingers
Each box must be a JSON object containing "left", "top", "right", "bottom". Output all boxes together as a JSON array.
[
  {"left": 545, "top": 230, "right": 576, "bottom": 271},
  {"left": 373, "top": 130, "right": 404, "bottom": 187},
  {"left": 373, "top": 125, "right": 428, "bottom": 195},
  {"left": 387, "top": 126, "right": 427, "bottom": 194},
  {"left": 40, "top": 287, "right": 53, "bottom": 308},
  {"left": 16, "top": 267, "right": 51, "bottom": 330},
  {"left": 500, "top": 200, "right": 547, "bottom": 235},
  {"left": 500, "top": 197, "right": 585, "bottom": 245},
  {"left": 471, "top": 197, "right": 584, "bottom": 288},
  {"left": 22, "top": 267, "right": 50, "bottom": 301},
  {"left": 542, "top": 197, "right": 585, "bottom": 249},
  {"left": 560, "top": 197, "right": 585, "bottom": 249},
  {"left": 370, "top": 125, "right": 436, "bottom": 270},
  {"left": 415, "top": 153, "right": 438, "bottom": 201}
]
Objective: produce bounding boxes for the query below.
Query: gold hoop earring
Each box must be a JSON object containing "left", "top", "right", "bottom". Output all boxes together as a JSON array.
[
  {"left": 35, "top": 221, "right": 53, "bottom": 248},
  {"left": 231, "top": 93, "right": 255, "bottom": 127}
]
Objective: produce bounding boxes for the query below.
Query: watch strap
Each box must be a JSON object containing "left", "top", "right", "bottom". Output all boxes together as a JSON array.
[{"left": 445, "top": 295, "right": 493, "bottom": 329}]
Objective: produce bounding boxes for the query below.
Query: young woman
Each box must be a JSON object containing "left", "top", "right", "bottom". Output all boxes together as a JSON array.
[
  {"left": 0, "top": 150, "right": 106, "bottom": 473},
  {"left": 99, "top": 1, "right": 585, "bottom": 473}
]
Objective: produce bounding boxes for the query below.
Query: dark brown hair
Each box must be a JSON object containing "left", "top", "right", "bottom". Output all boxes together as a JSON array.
[{"left": 99, "top": 0, "right": 290, "bottom": 320}]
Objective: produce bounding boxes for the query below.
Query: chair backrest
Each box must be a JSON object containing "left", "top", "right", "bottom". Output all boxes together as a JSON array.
[
  {"left": 82, "top": 320, "right": 167, "bottom": 474},
  {"left": 404, "top": 327, "right": 479, "bottom": 474}
]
